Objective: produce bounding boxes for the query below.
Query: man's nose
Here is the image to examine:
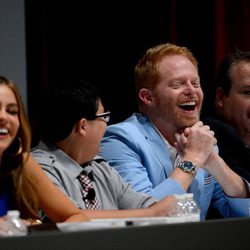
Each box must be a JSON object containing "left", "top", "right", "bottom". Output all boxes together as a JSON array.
[{"left": 183, "top": 81, "right": 196, "bottom": 94}]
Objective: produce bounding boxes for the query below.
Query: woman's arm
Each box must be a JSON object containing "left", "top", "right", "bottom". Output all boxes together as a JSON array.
[
  {"left": 25, "top": 156, "right": 89, "bottom": 222},
  {"left": 26, "top": 156, "right": 175, "bottom": 221}
]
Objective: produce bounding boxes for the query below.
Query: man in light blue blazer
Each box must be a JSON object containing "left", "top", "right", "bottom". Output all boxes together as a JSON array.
[{"left": 100, "top": 43, "right": 250, "bottom": 221}]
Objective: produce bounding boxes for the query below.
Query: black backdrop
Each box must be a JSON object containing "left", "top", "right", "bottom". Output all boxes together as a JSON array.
[{"left": 25, "top": 0, "right": 250, "bottom": 144}]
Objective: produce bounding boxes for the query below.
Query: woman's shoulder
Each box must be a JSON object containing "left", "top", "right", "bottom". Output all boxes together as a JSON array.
[{"left": 23, "top": 154, "right": 44, "bottom": 180}]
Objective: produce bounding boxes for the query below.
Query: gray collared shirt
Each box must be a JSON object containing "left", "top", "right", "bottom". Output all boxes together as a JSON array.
[{"left": 31, "top": 141, "right": 157, "bottom": 210}]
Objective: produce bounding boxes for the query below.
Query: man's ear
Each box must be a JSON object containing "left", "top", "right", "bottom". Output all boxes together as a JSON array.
[
  {"left": 138, "top": 88, "right": 154, "bottom": 106},
  {"left": 76, "top": 118, "right": 87, "bottom": 135},
  {"left": 215, "top": 87, "right": 225, "bottom": 113}
]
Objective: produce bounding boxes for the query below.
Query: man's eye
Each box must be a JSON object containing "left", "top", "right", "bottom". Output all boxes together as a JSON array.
[
  {"left": 192, "top": 82, "right": 200, "bottom": 87},
  {"left": 243, "top": 91, "right": 250, "bottom": 95},
  {"left": 170, "top": 81, "right": 181, "bottom": 88}
]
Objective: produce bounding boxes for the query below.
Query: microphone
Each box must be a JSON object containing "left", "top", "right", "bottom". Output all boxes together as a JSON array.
[
  {"left": 88, "top": 171, "right": 94, "bottom": 181},
  {"left": 86, "top": 188, "right": 96, "bottom": 201}
]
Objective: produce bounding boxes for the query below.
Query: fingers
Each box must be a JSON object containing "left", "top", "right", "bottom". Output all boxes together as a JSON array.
[
  {"left": 193, "top": 121, "right": 204, "bottom": 128},
  {"left": 204, "top": 125, "right": 210, "bottom": 130},
  {"left": 178, "top": 121, "right": 217, "bottom": 147},
  {"left": 174, "top": 132, "right": 188, "bottom": 146},
  {"left": 174, "top": 133, "right": 181, "bottom": 142},
  {"left": 213, "top": 136, "right": 217, "bottom": 146},
  {"left": 183, "top": 127, "right": 190, "bottom": 136},
  {"left": 203, "top": 125, "right": 217, "bottom": 145},
  {"left": 174, "top": 132, "right": 187, "bottom": 156},
  {"left": 174, "top": 122, "right": 218, "bottom": 168},
  {"left": 183, "top": 122, "right": 208, "bottom": 136},
  {"left": 174, "top": 133, "right": 184, "bottom": 155},
  {"left": 184, "top": 122, "right": 215, "bottom": 137},
  {"left": 173, "top": 142, "right": 182, "bottom": 156}
]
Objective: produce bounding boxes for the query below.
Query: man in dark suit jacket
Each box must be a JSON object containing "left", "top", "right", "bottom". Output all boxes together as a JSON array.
[
  {"left": 203, "top": 116, "right": 250, "bottom": 182},
  {"left": 203, "top": 48, "right": 250, "bottom": 183}
]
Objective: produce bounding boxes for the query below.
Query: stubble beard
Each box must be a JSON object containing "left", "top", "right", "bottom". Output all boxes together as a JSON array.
[{"left": 176, "top": 112, "right": 200, "bottom": 133}]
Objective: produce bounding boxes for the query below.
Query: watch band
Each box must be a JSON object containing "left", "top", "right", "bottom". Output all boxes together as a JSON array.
[{"left": 176, "top": 161, "right": 197, "bottom": 176}]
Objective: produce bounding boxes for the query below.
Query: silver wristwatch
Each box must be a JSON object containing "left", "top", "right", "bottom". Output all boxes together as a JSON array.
[{"left": 176, "top": 161, "right": 197, "bottom": 176}]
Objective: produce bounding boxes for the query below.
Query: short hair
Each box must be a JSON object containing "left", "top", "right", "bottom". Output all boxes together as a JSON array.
[
  {"left": 134, "top": 43, "right": 198, "bottom": 96},
  {"left": 216, "top": 48, "right": 250, "bottom": 95},
  {"left": 37, "top": 77, "right": 100, "bottom": 143}
]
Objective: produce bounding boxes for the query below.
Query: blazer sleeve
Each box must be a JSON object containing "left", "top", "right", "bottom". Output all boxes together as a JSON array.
[{"left": 100, "top": 124, "right": 185, "bottom": 200}]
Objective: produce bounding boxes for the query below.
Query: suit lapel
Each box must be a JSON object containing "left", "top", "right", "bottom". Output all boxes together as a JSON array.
[{"left": 136, "top": 114, "right": 173, "bottom": 177}]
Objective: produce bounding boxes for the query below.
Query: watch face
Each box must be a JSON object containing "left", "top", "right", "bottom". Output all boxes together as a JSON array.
[
  {"left": 177, "top": 161, "right": 196, "bottom": 175},
  {"left": 183, "top": 161, "right": 194, "bottom": 170}
]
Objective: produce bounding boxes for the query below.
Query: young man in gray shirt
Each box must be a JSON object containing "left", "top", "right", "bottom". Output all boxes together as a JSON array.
[{"left": 31, "top": 78, "right": 174, "bottom": 220}]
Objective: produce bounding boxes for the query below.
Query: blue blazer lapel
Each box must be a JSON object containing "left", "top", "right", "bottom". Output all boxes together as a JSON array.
[{"left": 137, "top": 114, "right": 173, "bottom": 177}]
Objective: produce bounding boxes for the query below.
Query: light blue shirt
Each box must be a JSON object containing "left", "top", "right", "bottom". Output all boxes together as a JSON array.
[{"left": 100, "top": 113, "right": 250, "bottom": 220}]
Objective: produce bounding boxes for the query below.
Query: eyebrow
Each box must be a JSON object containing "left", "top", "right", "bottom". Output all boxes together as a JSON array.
[{"left": 7, "top": 103, "right": 18, "bottom": 107}]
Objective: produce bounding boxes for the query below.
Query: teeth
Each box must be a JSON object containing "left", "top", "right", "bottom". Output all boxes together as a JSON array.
[
  {"left": 179, "top": 101, "right": 196, "bottom": 107},
  {"left": 0, "top": 128, "right": 8, "bottom": 134}
]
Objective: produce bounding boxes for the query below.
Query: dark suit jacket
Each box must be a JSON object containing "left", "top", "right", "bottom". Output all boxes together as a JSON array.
[{"left": 202, "top": 116, "right": 250, "bottom": 182}]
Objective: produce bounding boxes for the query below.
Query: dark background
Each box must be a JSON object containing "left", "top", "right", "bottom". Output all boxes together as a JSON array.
[{"left": 24, "top": 0, "right": 250, "bottom": 143}]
